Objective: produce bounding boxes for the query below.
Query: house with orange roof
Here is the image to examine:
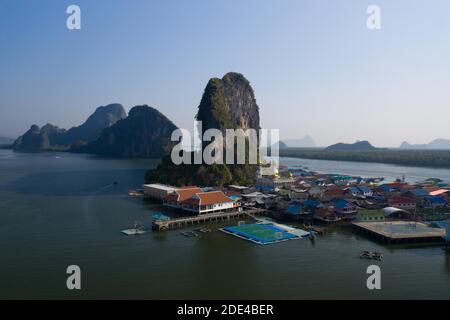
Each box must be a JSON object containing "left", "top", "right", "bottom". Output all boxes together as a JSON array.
[
  {"left": 163, "top": 187, "right": 235, "bottom": 214},
  {"left": 163, "top": 187, "right": 203, "bottom": 208},
  {"left": 182, "top": 191, "right": 235, "bottom": 214}
]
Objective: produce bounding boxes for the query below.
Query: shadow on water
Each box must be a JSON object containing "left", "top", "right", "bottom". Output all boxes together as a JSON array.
[{"left": 2, "top": 169, "right": 147, "bottom": 196}]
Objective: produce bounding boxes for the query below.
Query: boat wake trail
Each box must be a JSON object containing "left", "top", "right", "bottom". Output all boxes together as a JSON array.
[{"left": 83, "top": 183, "right": 115, "bottom": 218}]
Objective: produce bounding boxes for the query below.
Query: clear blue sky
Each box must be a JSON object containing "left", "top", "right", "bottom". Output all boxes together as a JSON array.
[{"left": 1, "top": 0, "right": 450, "bottom": 147}]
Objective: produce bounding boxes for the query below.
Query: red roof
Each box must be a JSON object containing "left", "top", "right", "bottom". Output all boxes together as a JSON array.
[
  {"left": 387, "top": 182, "right": 410, "bottom": 190},
  {"left": 165, "top": 187, "right": 203, "bottom": 203},
  {"left": 184, "top": 191, "right": 233, "bottom": 206},
  {"left": 388, "top": 196, "right": 415, "bottom": 204},
  {"left": 325, "top": 188, "right": 344, "bottom": 196},
  {"left": 429, "top": 189, "right": 450, "bottom": 196}
]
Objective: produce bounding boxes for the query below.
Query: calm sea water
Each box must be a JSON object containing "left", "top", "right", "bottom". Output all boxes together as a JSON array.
[{"left": 0, "top": 149, "right": 449, "bottom": 299}]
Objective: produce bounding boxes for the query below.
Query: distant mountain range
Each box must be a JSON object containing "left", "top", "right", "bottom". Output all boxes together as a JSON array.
[
  {"left": 0, "top": 135, "right": 15, "bottom": 145},
  {"left": 325, "top": 140, "right": 378, "bottom": 151},
  {"left": 76, "top": 105, "right": 177, "bottom": 158},
  {"left": 400, "top": 139, "right": 450, "bottom": 150},
  {"left": 281, "top": 135, "right": 316, "bottom": 148},
  {"left": 13, "top": 104, "right": 127, "bottom": 152},
  {"left": 12, "top": 103, "right": 177, "bottom": 158}
]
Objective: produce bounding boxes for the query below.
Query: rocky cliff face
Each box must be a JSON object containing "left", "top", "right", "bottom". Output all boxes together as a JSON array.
[
  {"left": 146, "top": 72, "right": 261, "bottom": 186},
  {"left": 12, "top": 124, "right": 67, "bottom": 152},
  {"left": 80, "top": 105, "right": 178, "bottom": 158},
  {"left": 64, "top": 103, "right": 126, "bottom": 144},
  {"left": 13, "top": 104, "right": 126, "bottom": 152},
  {"left": 400, "top": 139, "right": 450, "bottom": 150},
  {"left": 196, "top": 72, "right": 260, "bottom": 135}
]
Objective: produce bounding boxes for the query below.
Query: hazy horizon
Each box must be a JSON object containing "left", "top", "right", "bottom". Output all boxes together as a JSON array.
[{"left": 2, "top": 0, "right": 450, "bottom": 147}]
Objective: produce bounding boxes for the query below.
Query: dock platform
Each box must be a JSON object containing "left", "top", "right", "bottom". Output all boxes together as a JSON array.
[
  {"left": 152, "top": 208, "right": 266, "bottom": 231},
  {"left": 353, "top": 221, "right": 446, "bottom": 244}
]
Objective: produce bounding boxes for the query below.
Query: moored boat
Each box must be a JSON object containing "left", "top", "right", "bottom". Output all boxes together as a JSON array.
[
  {"left": 121, "top": 221, "right": 146, "bottom": 235},
  {"left": 360, "top": 251, "right": 383, "bottom": 261}
]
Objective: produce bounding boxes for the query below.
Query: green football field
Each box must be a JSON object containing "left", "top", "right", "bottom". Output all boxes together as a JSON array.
[
  {"left": 223, "top": 223, "right": 298, "bottom": 244},
  {"left": 234, "top": 224, "right": 284, "bottom": 239}
]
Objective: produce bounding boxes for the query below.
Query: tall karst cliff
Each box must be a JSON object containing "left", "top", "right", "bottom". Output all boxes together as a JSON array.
[
  {"left": 146, "top": 72, "right": 261, "bottom": 186},
  {"left": 196, "top": 72, "right": 260, "bottom": 134},
  {"left": 79, "top": 105, "right": 178, "bottom": 158}
]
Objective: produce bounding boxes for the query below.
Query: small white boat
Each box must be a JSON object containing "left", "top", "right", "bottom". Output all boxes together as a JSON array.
[{"left": 128, "top": 189, "right": 144, "bottom": 197}]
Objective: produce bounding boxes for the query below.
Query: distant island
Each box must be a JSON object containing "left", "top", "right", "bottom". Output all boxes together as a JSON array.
[
  {"left": 12, "top": 104, "right": 177, "bottom": 158},
  {"left": 12, "top": 104, "right": 127, "bottom": 152},
  {"left": 325, "top": 140, "right": 379, "bottom": 151},
  {"left": 273, "top": 141, "right": 288, "bottom": 149},
  {"left": 0, "top": 135, "right": 15, "bottom": 146},
  {"left": 400, "top": 138, "right": 450, "bottom": 150}
]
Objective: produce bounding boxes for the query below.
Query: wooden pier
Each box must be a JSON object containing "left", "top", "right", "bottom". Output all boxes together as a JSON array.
[{"left": 152, "top": 208, "right": 266, "bottom": 231}]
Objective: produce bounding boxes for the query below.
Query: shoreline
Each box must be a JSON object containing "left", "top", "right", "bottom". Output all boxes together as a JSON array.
[{"left": 279, "top": 148, "right": 450, "bottom": 170}]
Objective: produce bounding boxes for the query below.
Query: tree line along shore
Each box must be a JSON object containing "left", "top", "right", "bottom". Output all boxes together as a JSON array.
[{"left": 278, "top": 148, "right": 450, "bottom": 169}]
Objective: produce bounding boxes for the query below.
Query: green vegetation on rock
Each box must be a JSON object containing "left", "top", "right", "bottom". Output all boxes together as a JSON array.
[{"left": 145, "top": 72, "right": 261, "bottom": 186}]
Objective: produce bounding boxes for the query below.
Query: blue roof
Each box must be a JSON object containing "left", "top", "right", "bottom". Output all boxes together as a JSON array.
[
  {"left": 349, "top": 187, "right": 361, "bottom": 194},
  {"left": 424, "top": 195, "right": 447, "bottom": 204},
  {"left": 304, "top": 199, "right": 321, "bottom": 208},
  {"left": 409, "top": 189, "right": 428, "bottom": 197},
  {"left": 152, "top": 212, "right": 170, "bottom": 221},
  {"left": 378, "top": 184, "right": 394, "bottom": 191},
  {"left": 331, "top": 198, "right": 353, "bottom": 209},
  {"left": 257, "top": 185, "right": 274, "bottom": 191},
  {"left": 358, "top": 186, "right": 372, "bottom": 193},
  {"left": 286, "top": 204, "right": 303, "bottom": 215}
]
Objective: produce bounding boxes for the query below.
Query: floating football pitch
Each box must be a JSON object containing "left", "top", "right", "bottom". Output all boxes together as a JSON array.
[{"left": 220, "top": 223, "right": 300, "bottom": 245}]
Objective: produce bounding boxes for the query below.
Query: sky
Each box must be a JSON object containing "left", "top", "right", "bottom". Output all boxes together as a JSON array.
[{"left": 1, "top": 0, "right": 450, "bottom": 147}]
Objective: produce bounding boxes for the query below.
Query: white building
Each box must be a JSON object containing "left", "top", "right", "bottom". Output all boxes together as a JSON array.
[{"left": 143, "top": 184, "right": 177, "bottom": 201}]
